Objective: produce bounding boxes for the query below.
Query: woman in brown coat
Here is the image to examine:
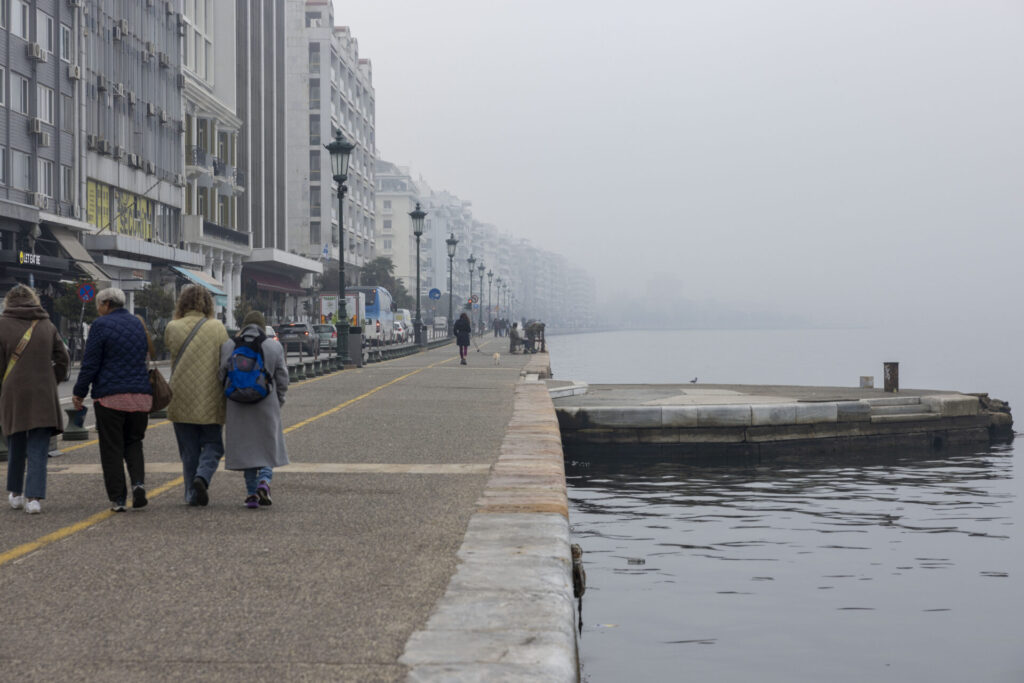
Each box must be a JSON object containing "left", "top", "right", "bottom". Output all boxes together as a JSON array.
[{"left": 1, "top": 284, "right": 69, "bottom": 514}]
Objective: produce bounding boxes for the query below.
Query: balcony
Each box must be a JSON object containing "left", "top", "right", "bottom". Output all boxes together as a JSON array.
[
  {"left": 186, "top": 145, "right": 212, "bottom": 181},
  {"left": 203, "top": 219, "right": 250, "bottom": 247}
]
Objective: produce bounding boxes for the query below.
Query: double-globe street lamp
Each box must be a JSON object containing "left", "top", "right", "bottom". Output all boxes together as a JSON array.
[
  {"left": 495, "top": 277, "right": 503, "bottom": 322},
  {"left": 445, "top": 233, "right": 458, "bottom": 337},
  {"left": 467, "top": 254, "right": 476, "bottom": 331},
  {"left": 409, "top": 202, "right": 426, "bottom": 346},
  {"left": 477, "top": 262, "right": 485, "bottom": 333},
  {"left": 325, "top": 129, "right": 355, "bottom": 366}
]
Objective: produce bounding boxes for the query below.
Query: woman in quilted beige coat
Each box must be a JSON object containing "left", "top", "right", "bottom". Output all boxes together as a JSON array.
[{"left": 165, "top": 285, "right": 229, "bottom": 506}]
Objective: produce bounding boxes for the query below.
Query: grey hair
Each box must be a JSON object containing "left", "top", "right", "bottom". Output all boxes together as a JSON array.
[{"left": 96, "top": 287, "right": 127, "bottom": 308}]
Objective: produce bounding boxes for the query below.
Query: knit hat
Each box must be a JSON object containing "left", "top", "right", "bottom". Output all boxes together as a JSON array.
[{"left": 242, "top": 310, "right": 267, "bottom": 328}]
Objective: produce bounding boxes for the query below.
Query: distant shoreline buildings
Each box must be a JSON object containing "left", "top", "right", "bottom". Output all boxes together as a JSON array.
[{"left": 0, "top": 0, "right": 594, "bottom": 331}]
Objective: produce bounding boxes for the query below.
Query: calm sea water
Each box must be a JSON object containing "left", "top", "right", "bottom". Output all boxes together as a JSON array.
[{"left": 549, "top": 328, "right": 1023, "bottom": 683}]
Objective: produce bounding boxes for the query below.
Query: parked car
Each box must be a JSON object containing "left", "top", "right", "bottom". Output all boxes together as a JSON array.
[
  {"left": 312, "top": 323, "right": 337, "bottom": 351},
  {"left": 276, "top": 322, "right": 320, "bottom": 355},
  {"left": 392, "top": 321, "right": 407, "bottom": 343}
]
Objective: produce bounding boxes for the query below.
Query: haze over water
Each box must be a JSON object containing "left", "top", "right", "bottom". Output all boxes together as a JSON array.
[{"left": 550, "top": 327, "right": 1023, "bottom": 682}]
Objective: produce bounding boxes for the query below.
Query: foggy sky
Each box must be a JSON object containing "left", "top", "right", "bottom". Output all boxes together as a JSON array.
[{"left": 333, "top": 0, "right": 1024, "bottom": 326}]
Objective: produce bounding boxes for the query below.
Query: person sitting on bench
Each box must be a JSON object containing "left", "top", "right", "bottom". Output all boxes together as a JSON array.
[{"left": 509, "top": 322, "right": 522, "bottom": 354}]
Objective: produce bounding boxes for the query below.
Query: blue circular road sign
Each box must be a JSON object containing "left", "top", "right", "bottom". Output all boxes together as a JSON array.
[
  {"left": 77, "top": 283, "right": 96, "bottom": 302},
  {"left": 428, "top": 288, "right": 441, "bottom": 300}
]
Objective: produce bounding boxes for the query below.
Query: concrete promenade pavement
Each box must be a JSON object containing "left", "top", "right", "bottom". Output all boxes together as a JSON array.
[{"left": 0, "top": 338, "right": 567, "bottom": 681}]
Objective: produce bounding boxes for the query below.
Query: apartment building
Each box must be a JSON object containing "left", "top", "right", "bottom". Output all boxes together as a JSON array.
[
  {"left": 373, "top": 158, "right": 421, "bottom": 292},
  {"left": 0, "top": 0, "right": 111, "bottom": 299},
  {"left": 236, "top": 0, "right": 321, "bottom": 323},
  {"left": 180, "top": 0, "right": 248, "bottom": 325},
  {"left": 286, "top": 0, "right": 375, "bottom": 303}
]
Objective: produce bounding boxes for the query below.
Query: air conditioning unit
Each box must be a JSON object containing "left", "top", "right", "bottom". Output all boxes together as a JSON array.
[
  {"left": 146, "top": 41, "right": 155, "bottom": 56},
  {"left": 99, "top": 139, "right": 112, "bottom": 155},
  {"left": 86, "top": 134, "right": 98, "bottom": 149},
  {"left": 118, "top": 19, "right": 128, "bottom": 34},
  {"left": 159, "top": 52, "right": 170, "bottom": 68},
  {"left": 147, "top": 102, "right": 156, "bottom": 116},
  {"left": 68, "top": 64, "right": 82, "bottom": 80},
  {"left": 145, "top": 161, "right": 156, "bottom": 175},
  {"left": 113, "top": 145, "right": 125, "bottom": 159},
  {"left": 166, "top": 1, "right": 174, "bottom": 16},
  {"left": 27, "top": 43, "right": 46, "bottom": 61},
  {"left": 29, "top": 118, "right": 44, "bottom": 134},
  {"left": 176, "top": 73, "right": 185, "bottom": 89},
  {"left": 112, "top": 82, "right": 126, "bottom": 98},
  {"left": 174, "top": 173, "right": 185, "bottom": 186},
  {"left": 177, "top": 15, "right": 186, "bottom": 37},
  {"left": 127, "top": 91, "right": 137, "bottom": 106},
  {"left": 127, "top": 153, "right": 138, "bottom": 167},
  {"left": 97, "top": 74, "right": 109, "bottom": 91},
  {"left": 38, "top": 132, "right": 51, "bottom": 147},
  {"left": 68, "top": 0, "right": 83, "bottom": 7},
  {"left": 112, "top": 25, "right": 122, "bottom": 41},
  {"left": 72, "top": 205, "right": 82, "bottom": 219},
  {"left": 29, "top": 193, "right": 47, "bottom": 209},
  {"left": 159, "top": 110, "right": 169, "bottom": 125}
]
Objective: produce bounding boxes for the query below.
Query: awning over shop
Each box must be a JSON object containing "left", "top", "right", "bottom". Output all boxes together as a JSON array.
[
  {"left": 171, "top": 265, "right": 228, "bottom": 306},
  {"left": 247, "top": 271, "right": 305, "bottom": 295},
  {"left": 47, "top": 225, "right": 112, "bottom": 289}
]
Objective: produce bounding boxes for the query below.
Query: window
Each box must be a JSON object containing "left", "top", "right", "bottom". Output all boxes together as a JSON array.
[
  {"left": 305, "top": 11, "right": 321, "bottom": 28},
  {"left": 12, "top": 150, "right": 30, "bottom": 190},
  {"left": 195, "top": 30, "right": 205, "bottom": 79},
  {"left": 12, "top": 1, "right": 28, "bottom": 40},
  {"left": 383, "top": 199, "right": 391, "bottom": 210},
  {"left": 310, "top": 189, "right": 320, "bottom": 217},
  {"left": 382, "top": 219, "right": 392, "bottom": 232},
  {"left": 36, "top": 10, "right": 54, "bottom": 53},
  {"left": 309, "top": 79, "right": 320, "bottom": 109},
  {"left": 11, "top": 74, "right": 29, "bottom": 115},
  {"left": 60, "top": 25, "right": 71, "bottom": 62},
  {"left": 383, "top": 239, "right": 392, "bottom": 250},
  {"left": 0, "top": 0, "right": 6, "bottom": 29},
  {"left": 37, "top": 85, "right": 54, "bottom": 124},
  {"left": 62, "top": 95, "right": 73, "bottom": 131},
  {"left": 0, "top": 147, "right": 6, "bottom": 185},
  {"left": 309, "top": 150, "right": 320, "bottom": 181},
  {"left": 309, "top": 114, "right": 320, "bottom": 145},
  {"left": 38, "top": 159, "right": 53, "bottom": 197},
  {"left": 0, "top": 67, "right": 5, "bottom": 107},
  {"left": 309, "top": 43, "right": 320, "bottom": 73},
  {"left": 309, "top": 221, "right": 321, "bottom": 245},
  {"left": 61, "top": 165, "right": 72, "bottom": 201}
]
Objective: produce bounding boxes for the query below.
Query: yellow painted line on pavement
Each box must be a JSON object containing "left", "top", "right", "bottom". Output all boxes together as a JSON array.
[
  {"left": 3, "top": 356, "right": 457, "bottom": 568},
  {"left": 47, "top": 462, "right": 490, "bottom": 475},
  {"left": 0, "top": 476, "right": 182, "bottom": 568}
]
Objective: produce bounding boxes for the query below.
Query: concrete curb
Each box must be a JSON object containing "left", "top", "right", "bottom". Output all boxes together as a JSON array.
[{"left": 401, "top": 379, "right": 578, "bottom": 681}]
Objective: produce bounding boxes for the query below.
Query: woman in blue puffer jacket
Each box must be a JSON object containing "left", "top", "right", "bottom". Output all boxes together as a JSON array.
[{"left": 73, "top": 287, "right": 153, "bottom": 512}]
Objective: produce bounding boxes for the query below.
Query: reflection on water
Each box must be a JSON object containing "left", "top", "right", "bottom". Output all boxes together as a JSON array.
[{"left": 568, "top": 444, "right": 1022, "bottom": 683}]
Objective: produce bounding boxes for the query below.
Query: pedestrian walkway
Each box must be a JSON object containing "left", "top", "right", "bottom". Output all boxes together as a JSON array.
[{"left": 0, "top": 339, "right": 572, "bottom": 681}]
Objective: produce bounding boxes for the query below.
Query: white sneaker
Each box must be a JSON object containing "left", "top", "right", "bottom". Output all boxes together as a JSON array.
[
  {"left": 24, "top": 499, "right": 41, "bottom": 514},
  {"left": 8, "top": 493, "right": 25, "bottom": 510}
]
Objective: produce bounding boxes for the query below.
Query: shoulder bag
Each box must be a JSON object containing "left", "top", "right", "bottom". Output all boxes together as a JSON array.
[
  {"left": 2, "top": 319, "right": 40, "bottom": 387},
  {"left": 138, "top": 316, "right": 173, "bottom": 412}
]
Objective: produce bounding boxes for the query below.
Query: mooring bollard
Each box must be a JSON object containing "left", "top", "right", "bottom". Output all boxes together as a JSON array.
[
  {"left": 313, "top": 360, "right": 323, "bottom": 376},
  {"left": 304, "top": 361, "right": 314, "bottom": 378},
  {"left": 63, "top": 407, "right": 89, "bottom": 441},
  {"left": 884, "top": 362, "right": 899, "bottom": 393}
]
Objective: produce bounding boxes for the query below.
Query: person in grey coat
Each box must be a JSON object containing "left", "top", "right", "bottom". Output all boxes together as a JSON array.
[{"left": 219, "top": 310, "right": 289, "bottom": 508}]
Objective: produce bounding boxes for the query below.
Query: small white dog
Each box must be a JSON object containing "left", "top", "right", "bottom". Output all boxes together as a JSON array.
[{"left": 492, "top": 352, "right": 501, "bottom": 366}]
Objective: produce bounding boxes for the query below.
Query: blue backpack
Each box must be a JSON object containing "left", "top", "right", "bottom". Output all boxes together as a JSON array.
[{"left": 224, "top": 333, "right": 272, "bottom": 403}]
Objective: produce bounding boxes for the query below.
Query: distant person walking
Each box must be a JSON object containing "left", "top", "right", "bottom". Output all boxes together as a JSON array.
[
  {"left": 454, "top": 312, "right": 472, "bottom": 365},
  {"left": 165, "top": 285, "right": 229, "bottom": 506},
  {"left": 220, "top": 311, "right": 289, "bottom": 508},
  {"left": 1, "top": 285, "right": 69, "bottom": 514},
  {"left": 72, "top": 287, "right": 153, "bottom": 512}
]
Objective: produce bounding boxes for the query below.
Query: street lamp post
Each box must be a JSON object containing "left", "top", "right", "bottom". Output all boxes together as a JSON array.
[
  {"left": 495, "top": 276, "right": 502, "bottom": 323},
  {"left": 477, "top": 262, "right": 485, "bottom": 333},
  {"left": 446, "top": 233, "right": 458, "bottom": 337},
  {"left": 467, "top": 254, "right": 476, "bottom": 333},
  {"left": 409, "top": 202, "right": 426, "bottom": 346},
  {"left": 325, "top": 129, "right": 355, "bottom": 366},
  {"left": 487, "top": 269, "right": 493, "bottom": 331}
]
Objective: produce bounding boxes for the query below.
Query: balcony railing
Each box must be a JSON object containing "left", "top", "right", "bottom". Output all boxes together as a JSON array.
[
  {"left": 212, "top": 158, "right": 227, "bottom": 177},
  {"left": 189, "top": 146, "right": 208, "bottom": 166},
  {"left": 234, "top": 169, "right": 246, "bottom": 187},
  {"left": 203, "top": 219, "right": 250, "bottom": 247}
]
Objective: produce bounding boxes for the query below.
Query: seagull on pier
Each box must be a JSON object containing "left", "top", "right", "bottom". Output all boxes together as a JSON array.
[{"left": 690, "top": 377, "right": 698, "bottom": 384}]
